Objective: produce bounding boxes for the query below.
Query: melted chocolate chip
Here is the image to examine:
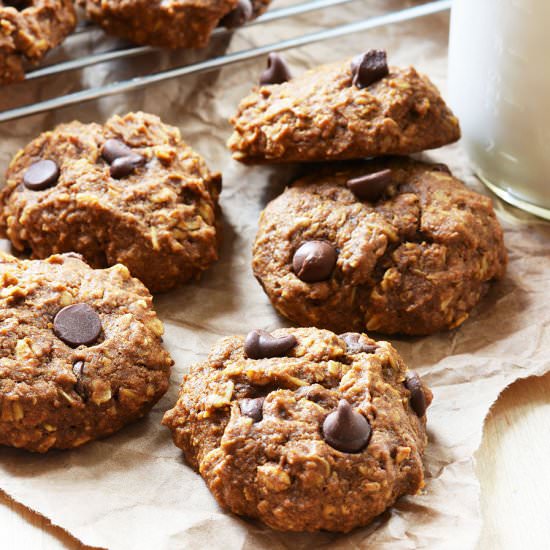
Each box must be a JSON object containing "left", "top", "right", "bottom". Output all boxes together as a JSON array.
[
  {"left": 244, "top": 329, "right": 297, "bottom": 359},
  {"left": 293, "top": 241, "right": 337, "bottom": 283},
  {"left": 339, "top": 332, "right": 378, "bottom": 354},
  {"left": 110, "top": 153, "right": 146, "bottom": 179},
  {"left": 101, "top": 139, "right": 134, "bottom": 164},
  {"left": 351, "top": 49, "right": 389, "bottom": 89},
  {"left": 239, "top": 396, "right": 265, "bottom": 422},
  {"left": 259, "top": 53, "right": 292, "bottom": 86},
  {"left": 53, "top": 304, "right": 102, "bottom": 348},
  {"left": 322, "top": 399, "right": 371, "bottom": 453},
  {"left": 346, "top": 169, "right": 392, "bottom": 202},
  {"left": 219, "top": 0, "right": 253, "bottom": 28},
  {"left": 404, "top": 371, "right": 427, "bottom": 417},
  {"left": 23, "top": 160, "right": 60, "bottom": 191}
]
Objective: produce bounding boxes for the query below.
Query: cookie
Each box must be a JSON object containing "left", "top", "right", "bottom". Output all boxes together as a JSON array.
[
  {"left": 0, "top": 112, "right": 221, "bottom": 293},
  {"left": 163, "top": 327, "right": 432, "bottom": 532},
  {"left": 0, "top": 252, "right": 173, "bottom": 452},
  {"left": 252, "top": 158, "right": 507, "bottom": 335},
  {"left": 0, "top": 0, "right": 76, "bottom": 85},
  {"left": 228, "top": 50, "right": 460, "bottom": 163},
  {"left": 78, "top": 0, "right": 271, "bottom": 49}
]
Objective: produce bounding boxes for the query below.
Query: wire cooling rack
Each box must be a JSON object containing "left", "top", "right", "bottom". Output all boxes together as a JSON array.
[{"left": 0, "top": 0, "right": 450, "bottom": 123}]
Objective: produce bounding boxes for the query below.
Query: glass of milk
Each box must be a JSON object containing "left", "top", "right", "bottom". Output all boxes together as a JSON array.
[{"left": 448, "top": 0, "right": 550, "bottom": 219}]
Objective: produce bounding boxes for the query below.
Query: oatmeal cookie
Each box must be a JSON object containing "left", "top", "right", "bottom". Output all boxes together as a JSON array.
[
  {"left": 228, "top": 51, "right": 460, "bottom": 163},
  {"left": 0, "top": 252, "right": 173, "bottom": 452},
  {"left": 79, "top": 0, "right": 271, "bottom": 49},
  {"left": 0, "top": 0, "right": 76, "bottom": 84},
  {"left": 163, "top": 327, "right": 432, "bottom": 532},
  {"left": 0, "top": 111, "right": 221, "bottom": 293},
  {"left": 252, "top": 158, "right": 507, "bottom": 335}
]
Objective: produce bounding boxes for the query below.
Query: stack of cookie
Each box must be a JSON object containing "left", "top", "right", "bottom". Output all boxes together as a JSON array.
[{"left": 228, "top": 49, "right": 507, "bottom": 336}]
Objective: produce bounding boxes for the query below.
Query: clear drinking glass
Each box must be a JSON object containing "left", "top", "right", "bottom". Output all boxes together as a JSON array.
[{"left": 448, "top": 0, "right": 550, "bottom": 219}]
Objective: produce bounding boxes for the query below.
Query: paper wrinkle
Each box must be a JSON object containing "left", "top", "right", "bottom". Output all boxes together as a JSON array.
[{"left": 1, "top": 1, "right": 550, "bottom": 548}]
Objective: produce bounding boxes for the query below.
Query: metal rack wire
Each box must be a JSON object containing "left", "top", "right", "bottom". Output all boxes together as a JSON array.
[{"left": 0, "top": 0, "right": 451, "bottom": 123}]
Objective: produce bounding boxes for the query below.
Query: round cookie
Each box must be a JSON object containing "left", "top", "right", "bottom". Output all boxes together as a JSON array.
[
  {"left": 228, "top": 51, "right": 461, "bottom": 164},
  {"left": 0, "top": 0, "right": 76, "bottom": 84},
  {"left": 163, "top": 327, "right": 432, "bottom": 532},
  {"left": 0, "top": 112, "right": 221, "bottom": 293},
  {"left": 252, "top": 158, "right": 507, "bottom": 335},
  {"left": 78, "top": 0, "right": 271, "bottom": 49},
  {"left": 0, "top": 252, "right": 173, "bottom": 452}
]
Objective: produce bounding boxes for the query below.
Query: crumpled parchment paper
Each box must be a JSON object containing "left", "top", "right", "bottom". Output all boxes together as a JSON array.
[{"left": 1, "top": 1, "right": 550, "bottom": 548}]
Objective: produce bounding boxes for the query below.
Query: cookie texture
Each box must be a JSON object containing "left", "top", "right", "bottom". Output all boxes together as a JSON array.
[
  {"left": 0, "top": 252, "right": 173, "bottom": 452},
  {"left": 0, "top": 112, "right": 221, "bottom": 293},
  {"left": 228, "top": 59, "right": 460, "bottom": 163},
  {"left": 163, "top": 327, "right": 432, "bottom": 532},
  {"left": 253, "top": 158, "right": 507, "bottom": 335},
  {"left": 79, "top": 0, "right": 271, "bottom": 49},
  {"left": 0, "top": 0, "right": 76, "bottom": 84}
]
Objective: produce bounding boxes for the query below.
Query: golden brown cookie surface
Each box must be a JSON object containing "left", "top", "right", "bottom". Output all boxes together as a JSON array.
[
  {"left": 163, "top": 327, "right": 431, "bottom": 532},
  {"left": 0, "top": 0, "right": 76, "bottom": 84},
  {"left": 252, "top": 158, "right": 507, "bottom": 335},
  {"left": 0, "top": 253, "right": 173, "bottom": 453},
  {"left": 228, "top": 56, "right": 461, "bottom": 163},
  {"left": 0, "top": 112, "right": 221, "bottom": 293}
]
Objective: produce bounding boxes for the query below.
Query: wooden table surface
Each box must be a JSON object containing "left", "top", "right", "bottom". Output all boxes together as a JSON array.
[{"left": 2, "top": 371, "right": 550, "bottom": 549}]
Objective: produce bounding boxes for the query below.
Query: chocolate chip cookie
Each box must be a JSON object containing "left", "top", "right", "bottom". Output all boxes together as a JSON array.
[
  {"left": 78, "top": 0, "right": 271, "bottom": 49},
  {"left": 253, "top": 158, "right": 507, "bottom": 335},
  {"left": 228, "top": 50, "right": 460, "bottom": 163},
  {"left": 0, "top": 112, "right": 221, "bottom": 293},
  {"left": 0, "top": 252, "right": 173, "bottom": 452},
  {"left": 163, "top": 327, "right": 431, "bottom": 532},
  {"left": 0, "top": 0, "right": 76, "bottom": 84}
]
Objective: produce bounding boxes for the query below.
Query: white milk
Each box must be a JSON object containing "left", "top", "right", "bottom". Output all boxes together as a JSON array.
[{"left": 448, "top": 0, "right": 550, "bottom": 218}]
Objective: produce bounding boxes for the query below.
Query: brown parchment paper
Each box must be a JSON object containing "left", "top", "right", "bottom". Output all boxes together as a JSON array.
[{"left": 1, "top": 1, "right": 550, "bottom": 548}]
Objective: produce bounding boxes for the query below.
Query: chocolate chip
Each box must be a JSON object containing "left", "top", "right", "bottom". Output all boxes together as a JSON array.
[
  {"left": 110, "top": 154, "right": 146, "bottom": 179},
  {"left": 53, "top": 304, "right": 102, "bottom": 348},
  {"left": 404, "top": 371, "right": 427, "bottom": 417},
  {"left": 101, "top": 139, "right": 133, "bottom": 164},
  {"left": 322, "top": 399, "right": 371, "bottom": 453},
  {"left": 340, "top": 332, "right": 378, "bottom": 354},
  {"left": 23, "top": 160, "right": 60, "bottom": 191},
  {"left": 292, "top": 241, "right": 337, "bottom": 283},
  {"left": 351, "top": 49, "right": 389, "bottom": 89},
  {"left": 72, "top": 361, "right": 87, "bottom": 399},
  {"left": 219, "top": 0, "right": 253, "bottom": 29},
  {"left": 239, "top": 396, "right": 265, "bottom": 422},
  {"left": 346, "top": 169, "right": 392, "bottom": 202},
  {"left": 259, "top": 53, "right": 292, "bottom": 86},
  {"left": 244, "top": 329, "right": 297, "bottom": 359}
]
